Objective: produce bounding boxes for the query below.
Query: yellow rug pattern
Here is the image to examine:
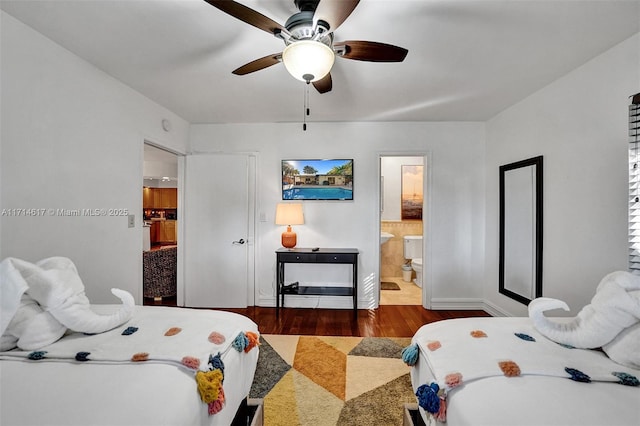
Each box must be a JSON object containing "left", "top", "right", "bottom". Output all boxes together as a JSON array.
[{"left": 250, "top": 335, "right": 416, "bottom": 426}]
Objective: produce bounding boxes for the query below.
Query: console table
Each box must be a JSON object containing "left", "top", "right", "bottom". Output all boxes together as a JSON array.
[{"left": 276, "top": 248, "right": 359, "bottom": 318}]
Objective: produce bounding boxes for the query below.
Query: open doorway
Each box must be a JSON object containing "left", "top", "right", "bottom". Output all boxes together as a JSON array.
[
  {"left": 142, "top": 143, "right": 180, "bottom": 307},
  {"left": 379, "top": 155, "right": 426, "bottom": 306}
]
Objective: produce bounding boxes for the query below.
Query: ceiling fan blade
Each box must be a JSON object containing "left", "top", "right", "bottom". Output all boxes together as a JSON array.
[
  {"left": 312, "top": 73, "right": 332, "bottom": 94},
  {"left": 232, "top": 53, "right": 282, "bottom": 75},
  {"left": 204, "top": 0, "right": 286, "bottom": 35},
  {"left": 313, "top": 0, "right": 360, "bottom": 32},
  {"left": 334, "top": 40, "right": 408, "bottom": 62}
]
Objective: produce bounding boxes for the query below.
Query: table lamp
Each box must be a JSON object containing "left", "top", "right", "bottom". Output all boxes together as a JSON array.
[{"left": 275, "top": 203, "right": 304, "bottom": 248}]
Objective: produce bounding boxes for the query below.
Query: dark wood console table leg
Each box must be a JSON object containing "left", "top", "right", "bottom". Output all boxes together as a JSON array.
[
  {"left": 276, "top": 260, "right": 282, "bottom": 317},
  {"left": 353, "top": 261, "right": 358, "bottom": 319}
]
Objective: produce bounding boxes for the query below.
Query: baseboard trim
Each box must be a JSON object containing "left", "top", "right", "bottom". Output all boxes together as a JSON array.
[
  {"left": 428, "top": 298, "right": 512, "bottom": 317},
  {"left": 429, "top": 298, "right": 486, "bottom": 310},
  {"left": 481, "top": 300, "right": 511, "bottom": 317}
]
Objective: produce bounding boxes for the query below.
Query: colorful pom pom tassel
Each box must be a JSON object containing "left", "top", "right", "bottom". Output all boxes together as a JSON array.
[
  {"left": 434, "top": 396, "right": 447, "bottom": 422},
  {"left": 416, "top": 382, "right": 440, "bottom": 414},
  {"left": 196, "top": 369, "right": 223, "bottom": 403},
  {"left": 401, "top": 343, "right": 419, "bottom": 366},
  {"left": 209, "top": 352, "right": 225, "bottom": 375},
  {"left": 612, "top": 372, "right": 640, "bottom": 386},
  {"left": 231, "top": 331, "right": 260, "bottom": 353},
  {"left": 208, "top": 331, "right": 225, "bottom": 344},
  {"left": 121, "top": 326, "right": 138, "bottom": 336},
  {"left": 75, "top": 351, "right": 91, "bottom": 362},
  {"left": 244, "top": 331, "right": 260, "bottom": 353},
  {"left": 28, "top": 351, "right": 47, "bottom": 360},
  {"left": 232, "top": 332, "right": 249, "bottom": 352},
  {"left": 207, "top": 386, "right": 226, "bottom": 415},
  {"left": 182, "top": 356, "right": 201, "bottom": 370},
  {"left": 514, "top": 332, "right": 536, "bottom": 342},
  {"left": 565, "top": 367, "right": 591, "bottom": 383}
]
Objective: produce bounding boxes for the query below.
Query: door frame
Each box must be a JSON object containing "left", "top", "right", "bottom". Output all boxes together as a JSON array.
[
  {"left": 377, "top": 151, "right": 432, "bottom": 309},
  {"left": 142, "top": 140, "right": 186, "bottom": 304}
]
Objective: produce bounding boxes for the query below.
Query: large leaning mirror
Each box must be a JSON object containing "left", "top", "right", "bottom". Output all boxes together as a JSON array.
[{"left": 499, "top": 156, "right": 543, "bottom": 305}]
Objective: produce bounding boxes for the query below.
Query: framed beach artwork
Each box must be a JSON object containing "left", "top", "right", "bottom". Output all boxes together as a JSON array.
[{"left": 401, "top": 165, "right": 423, "bottom": 220}]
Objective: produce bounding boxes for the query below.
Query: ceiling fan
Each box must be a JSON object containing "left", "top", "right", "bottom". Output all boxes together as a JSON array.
[{"left": 204, "top": 0, "right": 408, "bottom": 94}]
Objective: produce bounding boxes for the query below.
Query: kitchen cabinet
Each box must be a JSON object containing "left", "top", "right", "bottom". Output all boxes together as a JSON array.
[
  {"left": 142, "top": 188, "right": 177, "bottom": 209},
  {"left": 149, "top": 221, "right": 160, "bottom": 243},
  {"left": 159, "top": 188, "right": 177, "bottom": 209},
  {"left": 153, "top": 190, "right": 163, "bottom": 208},
  {"left": 160, "top": 220, "right": 177, "bottom": 243},
  {"left": 150, "top": 220, "right": 177, "bottom": 244},
  {"left": 143, "top": 187, "right": 153, "bottom": 209}
]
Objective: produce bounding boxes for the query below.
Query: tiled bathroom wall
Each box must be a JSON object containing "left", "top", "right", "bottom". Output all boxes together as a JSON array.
[{"left": 380, "top": 220, "right": 423, "bottom": 278}]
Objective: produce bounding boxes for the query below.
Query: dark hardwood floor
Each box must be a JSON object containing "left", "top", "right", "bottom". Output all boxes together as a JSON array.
[
  {"left": 229, "top": 306, "right": 490, "bottom": 337},
  {"left": 144, "top": 298, "right": 490, "bottom": 337}
]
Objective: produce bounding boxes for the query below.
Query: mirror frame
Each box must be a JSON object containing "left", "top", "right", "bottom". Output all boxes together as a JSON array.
[{"left": 499, "top": 156, "right": 543, "bottom": 305}]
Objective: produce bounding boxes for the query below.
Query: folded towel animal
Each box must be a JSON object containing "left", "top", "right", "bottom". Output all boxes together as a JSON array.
[
  {"left": 529, "top": 271, "right": 640, "bottom": 368},
  {"left": 0, "top": 257, "right": 134, "bottom": 351}
]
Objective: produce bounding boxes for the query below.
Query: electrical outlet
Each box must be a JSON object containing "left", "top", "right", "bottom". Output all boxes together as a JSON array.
[
  {"left": 128, "top": 214, "right": 135, "bottom": 228},
  {"left": 259, "top": 212, "right": 266, "bottom": 222}
]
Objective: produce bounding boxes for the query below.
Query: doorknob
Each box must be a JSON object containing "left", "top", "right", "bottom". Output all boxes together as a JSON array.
[{"left": 232, "top": 238, "right": 245, "bottom": 245}]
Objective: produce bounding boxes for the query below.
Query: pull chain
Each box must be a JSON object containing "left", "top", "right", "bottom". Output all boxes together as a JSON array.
[{"left": 303, "top": 81, "right": 311, "bottom": 131}]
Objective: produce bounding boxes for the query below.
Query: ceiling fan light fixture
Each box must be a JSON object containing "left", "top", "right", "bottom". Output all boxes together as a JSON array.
[{"left": 282, "top": 40, "right": 335, "bottom": 83}]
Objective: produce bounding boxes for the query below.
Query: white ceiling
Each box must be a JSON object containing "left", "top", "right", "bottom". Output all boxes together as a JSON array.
[{"left": 2, "top": 0, "right": 639, "bottom": 124}]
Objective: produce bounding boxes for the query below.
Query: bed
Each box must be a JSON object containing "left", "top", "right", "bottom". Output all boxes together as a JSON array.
[
  {"left": 0, "top": 305, "right": 260, "bottom": 426},
  {"left": 407, "top": 317, "right": 640, "bottom": 426}
]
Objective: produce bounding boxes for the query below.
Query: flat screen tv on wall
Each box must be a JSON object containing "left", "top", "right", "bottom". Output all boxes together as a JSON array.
[{"left": 282, "top": 159, "right": 353, "bottom": 200}]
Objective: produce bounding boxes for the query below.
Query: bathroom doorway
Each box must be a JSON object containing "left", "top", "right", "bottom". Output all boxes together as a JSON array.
[{"left": 379, "top": 155, "right": 427, "bottom": 306}]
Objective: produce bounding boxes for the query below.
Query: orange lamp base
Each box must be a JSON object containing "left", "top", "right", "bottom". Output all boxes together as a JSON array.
[{"left": 281, "top": 226, "right": 297, "bottom": 248}]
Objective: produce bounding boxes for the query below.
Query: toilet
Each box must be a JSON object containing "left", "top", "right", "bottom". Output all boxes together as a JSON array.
[{"left": 403, "top": 235, "right": 423, "bottom": 288}]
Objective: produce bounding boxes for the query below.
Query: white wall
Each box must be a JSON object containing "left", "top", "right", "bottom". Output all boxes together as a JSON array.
[
  {"left": 190, "top": 122, "right": 486, "bottom": 309},
  {"left": 0, "top": 12, "right": 189, "bottom": 303},
  {"left": 484, "top": 33, "right": 640, "bottom": 316}
]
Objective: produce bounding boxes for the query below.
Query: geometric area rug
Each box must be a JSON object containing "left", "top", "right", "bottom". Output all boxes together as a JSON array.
[{"left": 249, "top": 335, "right": 416, "bottom": 425}]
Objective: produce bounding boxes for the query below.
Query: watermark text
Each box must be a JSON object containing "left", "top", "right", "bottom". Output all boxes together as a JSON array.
[{"left": 1, "top": 208, "right": 129, "bottom": 217}]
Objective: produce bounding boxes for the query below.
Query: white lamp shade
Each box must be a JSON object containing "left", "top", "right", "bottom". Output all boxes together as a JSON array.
[
  {"left": 282, "top": 40, "right": 335, "bottom": 83},
  {"left": 275, "top": 203, "right": 305, "bottom": 225}
]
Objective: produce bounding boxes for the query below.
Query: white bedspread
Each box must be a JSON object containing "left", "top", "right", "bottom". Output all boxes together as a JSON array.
[
  {"left": 0, "top": 305, "right": 260, "bottom": 426},
  {"left": 1, "top": 304, "right": 245, "bottom": 368},
  {"left": 410, "top": 317, "right": 640, "bottom": 426},
  {"left": 415, "top": 317, "right": 637, "bottom": 386}
]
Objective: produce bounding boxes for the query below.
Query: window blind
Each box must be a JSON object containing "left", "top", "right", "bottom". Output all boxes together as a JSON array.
[{"left": 629, "top": 93, "right": 640, "bottom": 273}]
